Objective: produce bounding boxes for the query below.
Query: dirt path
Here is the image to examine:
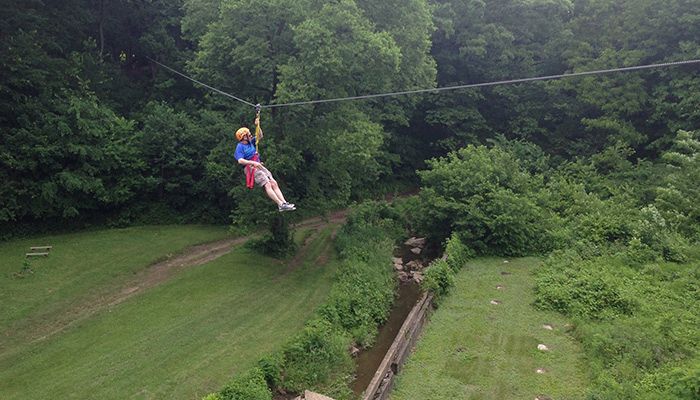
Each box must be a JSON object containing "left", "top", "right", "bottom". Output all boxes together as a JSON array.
[
  {"left": 292, "top": 209, "right": 348, "bottom": 230},
  {"left": 280, "top": 220, "right": 342, "bottom": 277},
  {"left": 108, "top": 236, "right": 248, "bottom": 306},
  {"left": 11, "top": 213, "right": 348, "bottom": 348},
  {"left": 12, "top": 237, "right": 246, "bottom": 347}
]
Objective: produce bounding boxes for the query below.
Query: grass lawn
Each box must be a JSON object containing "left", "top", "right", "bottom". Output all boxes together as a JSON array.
[
  {"left": 0, "top": 224, "right": 339, "bottom": 399},
  {"left": 0, "top": 225, "right": 230, "bottom": 340},
  {"left": 391, "top": 257, "right": 589, "bottom": 400}
]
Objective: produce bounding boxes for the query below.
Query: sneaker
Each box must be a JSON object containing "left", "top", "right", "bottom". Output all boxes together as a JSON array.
[
  {"left": 284, "top": 202, "right": 295, "bottom": 208},
  {"left": 278, "top": 203, "right": 296, "bottom": 212}
]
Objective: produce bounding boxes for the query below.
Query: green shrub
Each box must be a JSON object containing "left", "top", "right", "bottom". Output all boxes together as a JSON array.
[
  {"left": 655, "top": 130, "right": 700, "bottom": 241},
  {"left": 444, "top": 232, "right": 475, "bottom": 272},
  {"left": 537, "top": 246, "right": 700, "bottom": 399},
  {"left": 568, "top": 195, "right": 639, "bottom": 246},
  {"left": 318, "top": 263, "right": 395, "bottom": 347},
  {"left": 281, "top": 319, "right": 352, "bottom": 392},
  {"left": 421, "top": 259, "right": 455, "bottom": 304},
  {"left": 247, "top": 215, "right": 297, "bottom": 258},
  {"left": 662, "top": 238, "right": 689, "bottom": 263},
  {"left": 623, "top": 237, "right": 661, "bottom": 267},
  {"left": 579, "top": 322, "right": 700, "bottom": 400},
  {"left": 671, "top": 360, "right": 700, "bottom": 399},
  {"left": 534, "top": 255, "right": 637, "bottom": 320},
  {"left": 318, "top": 201, "right": 399, "bottom": 346},
  {"left": 219, "top": 367, "right": 272, "bottom": 400},
  {"left": 630, "top": 205, "right": 688, "bottom": 263},
  {"left": 339, "top": 201, "right": 404, "bottom": 241},
  {"left": 416, "top": 143, "right": 556, "bottom": 256},
  {"left": 391, "top": 195, "right": 424, "bottom": 234},
  {"left": 257, "top": 352, "right": 284, "bottom": 388},
  {"left": 480, "top": 188, "right": 555, "bottom": 255}
]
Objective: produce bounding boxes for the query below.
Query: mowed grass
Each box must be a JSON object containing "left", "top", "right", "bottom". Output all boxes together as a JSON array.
[
  {"left": 391, "top": 258, "right": 589, "bottom": 400},
  {"left": 0, "top": 225, "right": 339, "bottom": 399},
  {"left": 0, "top": 225, "right": 230, "bottom": 339}
]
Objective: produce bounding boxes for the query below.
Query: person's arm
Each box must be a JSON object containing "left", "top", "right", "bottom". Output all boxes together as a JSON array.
[
  {"left": 238, "top": 158, "right": 262, "bottom": 167},
  {"left": 234, "top": 144, "right": 263, "bottom": 167}
]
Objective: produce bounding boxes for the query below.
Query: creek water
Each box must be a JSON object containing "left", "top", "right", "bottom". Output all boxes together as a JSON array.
[{"left": 350, "top": 242, "right": 432, "bottom": 397}]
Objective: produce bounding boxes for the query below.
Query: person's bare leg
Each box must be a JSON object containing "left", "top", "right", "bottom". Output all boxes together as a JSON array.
[
  {"left": 264, "top": 183, "right": 284, "bottom": 206},
  {"left": 270, "top": 180, "right": 288, "bottom": 204}
]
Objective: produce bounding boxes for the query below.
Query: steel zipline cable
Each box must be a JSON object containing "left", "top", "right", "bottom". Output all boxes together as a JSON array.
[
  {"left": 147, "top": 57, "right": 700, "bottom": 110},
  {"left": 146, "top": 57, "right": 257, "bottom": 107}
]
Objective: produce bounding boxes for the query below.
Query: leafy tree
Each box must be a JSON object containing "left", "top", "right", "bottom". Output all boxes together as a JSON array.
[
  {"left": 655, "top": 130, "right": 700, "bottom": 239},
  {"left": 134, "top": 102, "right": 223, "bottom": 217},
  {"left": 0, "top": 91, "right": 142, "bottom": 227},
  {"left": 416, "top": 143, "right": 555, "bottom": 255},
  {"left": 190, "top": 0, "right": 435, "bottom": 210},
  {"left": 419, "top": 0, "right": 573, "bottom": 151},
  {"left": 181, "top": 0, "right": 222, "bottom": 43},
  {"left": 190, "top": 0, "right": 310, "bottom": 106}
]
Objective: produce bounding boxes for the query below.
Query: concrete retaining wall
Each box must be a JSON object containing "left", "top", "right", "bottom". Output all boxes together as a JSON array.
[{"left": 362, "top": 292, "right": 434, "bottom": 400}]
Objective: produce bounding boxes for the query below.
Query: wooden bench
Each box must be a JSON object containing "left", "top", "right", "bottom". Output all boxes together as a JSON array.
[
  {"left": 26, "top": 252, "right": 50, "bottom": 257},
  {"left": 26, "top": 245, "right": 52, "bottom": 257},
  {"left": 30, "top": 246, "right": 53, "bottom": 251}
]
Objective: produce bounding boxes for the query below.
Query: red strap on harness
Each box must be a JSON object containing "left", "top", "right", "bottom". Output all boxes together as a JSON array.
[{"left": 244, "top": 153, "right": 260, "bottom": 189}]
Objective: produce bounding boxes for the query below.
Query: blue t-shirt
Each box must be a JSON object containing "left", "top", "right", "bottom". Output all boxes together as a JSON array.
[{"left": 234, "top": 137, "right": 258, "bottom": 162}]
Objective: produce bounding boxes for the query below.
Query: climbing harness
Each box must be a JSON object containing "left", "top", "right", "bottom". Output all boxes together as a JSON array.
[
  {"left": 244, "top": 153, "right": 259, "bottom": 189},
  {"left": 147, "top": 56, "right": 700, "bottom": 110}
]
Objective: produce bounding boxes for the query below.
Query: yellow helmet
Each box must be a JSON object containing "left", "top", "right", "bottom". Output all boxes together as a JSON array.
[{"left": 235, "top": 127, "right": 250, "bottom": 141}]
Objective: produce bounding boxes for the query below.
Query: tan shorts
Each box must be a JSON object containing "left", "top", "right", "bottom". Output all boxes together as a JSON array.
[{"left": 254, "top": 166, "right": 274, "bottom": 187}]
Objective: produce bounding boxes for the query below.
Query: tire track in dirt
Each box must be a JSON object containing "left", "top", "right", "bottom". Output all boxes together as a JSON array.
[
  {"left": 291, "top": 210, "right": 348, "bottom": 230},
  {"left": 276, "top": 209, "right": 347, "bottom": 276}
]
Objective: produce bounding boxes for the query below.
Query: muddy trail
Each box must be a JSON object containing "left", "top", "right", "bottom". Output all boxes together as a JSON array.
[{"left": 1, "top": 213, "right": 347, "bottom": 356}]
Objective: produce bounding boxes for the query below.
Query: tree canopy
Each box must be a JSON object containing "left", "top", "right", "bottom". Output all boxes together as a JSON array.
[{"left": 1, "top": 0, "right": 699, "bottom": 235}]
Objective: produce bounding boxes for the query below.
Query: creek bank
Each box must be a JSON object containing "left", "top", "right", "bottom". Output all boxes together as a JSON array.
[{"left": 350, "top": 236, "right": 435, "bottom": 397}]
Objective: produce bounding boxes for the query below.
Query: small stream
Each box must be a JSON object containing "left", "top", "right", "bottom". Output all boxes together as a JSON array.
[
  {"left": 350, "top": 280, "right": 420, "bottom": 396},
  {"left": 350, "top": 241, "right": 435, "bottom": 397}
]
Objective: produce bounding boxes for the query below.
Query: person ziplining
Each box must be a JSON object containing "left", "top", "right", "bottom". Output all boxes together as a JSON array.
[
  {"left": 146, "top": 55, "right": 700, "bottom": 211},
  {"left": 234, "top": 110, "right": 296, "bottom": 212}
]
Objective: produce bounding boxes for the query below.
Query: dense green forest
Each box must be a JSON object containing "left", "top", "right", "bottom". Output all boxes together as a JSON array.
[
  {"left": 1, "top": 1, "right": 699, "bottom": 398},
  {"left": 2, "top": 0, "right": 698, "bottom": 235}
]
